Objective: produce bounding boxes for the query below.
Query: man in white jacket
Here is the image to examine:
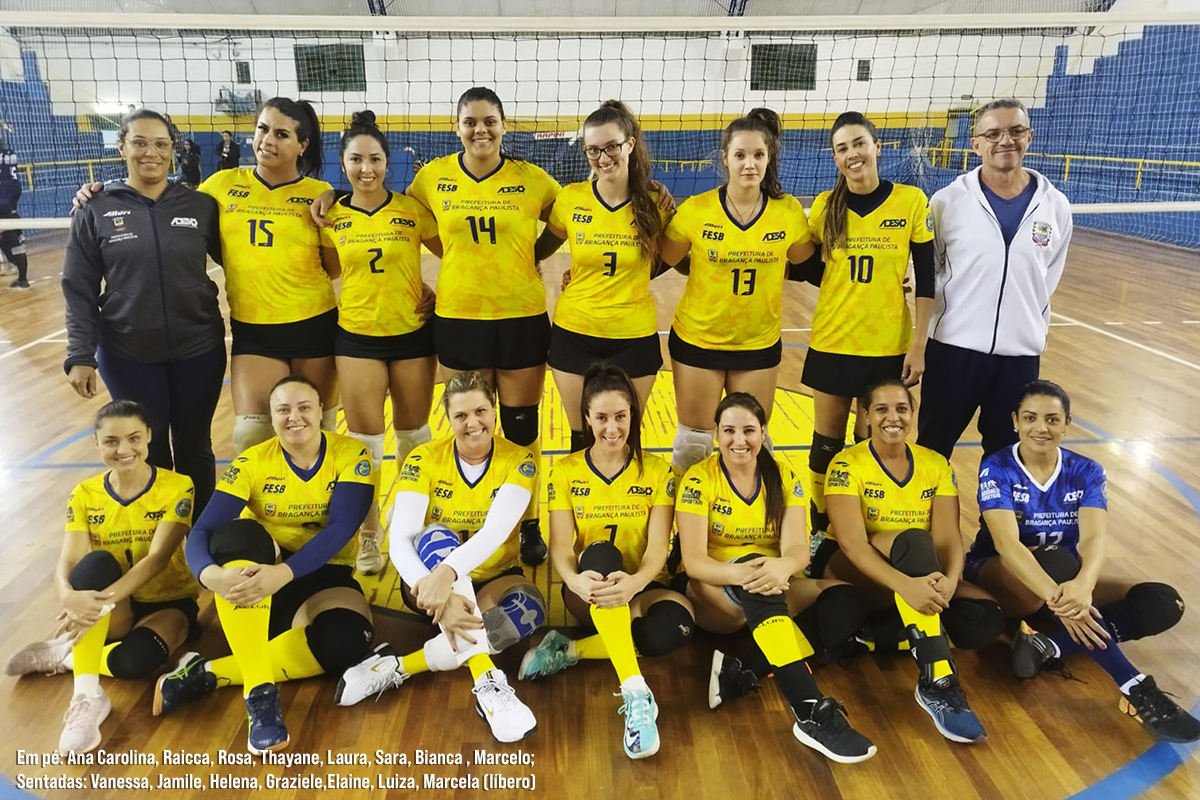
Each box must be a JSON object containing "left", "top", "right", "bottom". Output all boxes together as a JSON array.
[{"left": 917, "top": 98, "right": 1073, "bottom": 460}]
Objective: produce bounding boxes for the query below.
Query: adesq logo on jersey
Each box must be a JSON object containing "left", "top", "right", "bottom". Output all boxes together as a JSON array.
[
  {"left": 170, "top": 217, "right": 198, "bottom": 228},
  {"left": 626, "top": 486, "right": 654, "bottom": 496},
  {"left": 879, "top": 219, "right": 907, "bottom": 228},
  {"left": 762, "top": 230, "right": 786, "bottom": 242},
  {"left": 497, "top": 185, "right": 525, "bottom": 194},
  {"left": 390, "top": 217, "right": 416, "bottom": 228},
  {"left": 286, "top": 196, "right": 314, "bottom": 205}
]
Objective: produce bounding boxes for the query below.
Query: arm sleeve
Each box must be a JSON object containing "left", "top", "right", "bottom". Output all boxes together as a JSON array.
[
  {"left": 203, "top": 195, "right": 223, "bottom": 266},
  {"left": 534, "top": 226, "right": 567, "bottom": 262},
  {"left": 441, "top": 482, "right": 533, "bottom": 579},
  {"left": 787, "top": 246, "right": 825, "bottom": 285},
  {"left": 389, "top": 490, "right": 433, "bottom": 585},
  {"left": 912, "top": 240, "right": 936, "bottom": 298},
  {"left": 283, "top": 482, "right": 374, "bottom": 579},
  {"left": 184, "top": 490, "right": 248, "bottom": 579},
  {"left": 61, "top": 210, "right": 105, "bottom": 372}
]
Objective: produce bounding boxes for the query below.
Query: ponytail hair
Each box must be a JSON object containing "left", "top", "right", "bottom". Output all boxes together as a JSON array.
[
  {"left": 719, "top": 107, "right": 784, "bottom": 199},
  {"left": 341, "top": 109, "right": 390, "bottom": 162},
  {"left": 714, "top": 392, "right": 784, "bottom": 537},
  {"left": 259, "top": 97, "right": 323, "bottom": 177},
  {"left": 823, "top": 111, "right": 879, "bottom": 251},
  {"left": 584, "top": 100, "right": 662, "bottom": 262},
  {"left": 580, "top": 363, "right": 644, "bottom": 474},
  {"left": 93, "top": 399, "right": 152, "bottom": 432},
  {"left": 455, "top": 86, "right": 523, "bottom": 163},
  {"left": 117, "top": 108, "right": 174, "bottom": 143}
]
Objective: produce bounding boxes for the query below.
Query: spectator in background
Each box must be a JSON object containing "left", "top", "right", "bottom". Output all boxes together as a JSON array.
[
  {"left": 179, "top": 140, "right": 202, "bottom": 186},
  {"left": 219, "top": 130, "right": 241, "bottom": 170},
  {"left": 917, "top": 98, "right": 1073, "bottom": 462},
  {"left": 0, "top": 138, "right": 29, "bottom": 289}
]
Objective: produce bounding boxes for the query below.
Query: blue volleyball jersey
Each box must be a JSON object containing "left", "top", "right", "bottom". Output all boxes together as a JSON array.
[{"left": 970, "top": 444, "right": 1107, "bottom": 559}]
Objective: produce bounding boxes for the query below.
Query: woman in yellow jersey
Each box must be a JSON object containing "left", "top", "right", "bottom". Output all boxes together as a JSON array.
[
  {"left": 5, "top": 400, "right": 199, "bottom": 755},
  {"left": 335, "top": 371, "right": 546, "bottom": 745},
  {"left": 406, "top": 87, "right": 562, "bottom": 566},
  {"left": 802, "top": 112, "right": 936, "bottom": 550},
  {"left": 319, "top": 110, "right": 443, "bottom": 575},
  {"left": 816, "top": 378, "right": 1002, "bottom": 745},
  {"left": 660, "top": 109, "right": 814, "bottom": 478},
  {"left": 153, "top": 376, "right": 379, "bottom": 755},
  {"left": 677, "top": 392, "right": 875, "bottom": 764},
  {"left": 518, "top": 364, "right": 694, "bottom": 760},
  {"left": 535, "top": 101, "right": 672, "bottom": 454}
]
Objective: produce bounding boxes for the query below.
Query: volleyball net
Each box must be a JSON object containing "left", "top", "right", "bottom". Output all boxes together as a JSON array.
[{"left": 0, "top": 9, "right": 1197, "bottom": 246}]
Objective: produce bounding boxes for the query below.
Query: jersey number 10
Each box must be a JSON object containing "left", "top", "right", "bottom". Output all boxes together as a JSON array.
[{"left": 848, "top": 254, "right": 874, "bottom": 283}]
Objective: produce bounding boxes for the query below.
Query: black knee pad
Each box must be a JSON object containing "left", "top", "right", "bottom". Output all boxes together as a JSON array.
[
  {"left": 69, "top": 550, "right": 124, "bottom": 591},
  {"left": 305, "top": 608, "right": 374, "bottom": 674},
  {"left": 943, "top": 597, "right": 1005, "bottom": 650},
  {"left": 578, "top": 541, "right": 623, "bottom": 577},
  {"left": 804, "top": 583, "right": 870, "bottom": 651},
  {"left": 1032, "top": 545, "right": 1081, "bottom": 584},
  {"left": 889, "top": 528, "right": 941, "bottom": 577},
  {"left": 1103, "top": 582, "right": 1185, "bottom": 643},
  {"left": 499, "top": 404, "right": 539, "bottom": 447},
  {"left": 209, "top": 518, "right": 276, "bottom": 566},
  {"left": 631, "top": 600, "right": 693, "bottom": 657},
  {"left": 105, "top": 626, "right": 170, "bottom": 680},
  {"left": 807, "top": 433, "right": 844, "bottom": 475}
]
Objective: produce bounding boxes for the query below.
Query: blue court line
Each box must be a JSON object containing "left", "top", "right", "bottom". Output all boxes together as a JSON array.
[{"left": 19, "top": 427, "right": 93, "bottom": 467}]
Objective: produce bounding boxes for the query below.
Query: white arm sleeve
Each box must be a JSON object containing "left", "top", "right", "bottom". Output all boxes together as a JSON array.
[
  {"left": 389, "top": 490, "right": 432, "bottom": 585},
  {"left": 441, "top": 482, "right": 533, "bottom": 580}
]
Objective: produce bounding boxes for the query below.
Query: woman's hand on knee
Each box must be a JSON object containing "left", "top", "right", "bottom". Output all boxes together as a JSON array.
[
  {"left": 590, "top": 571, "right": 642, "bottom": 608},
  {"left": 436, "top": 594, "right": 483, "bottom": 651},
  {"left": 741, "top": 557, "right": 793, "bottom": 596},
  {"left": 223, "top": 563, "right": 292, "bottom": 607}
]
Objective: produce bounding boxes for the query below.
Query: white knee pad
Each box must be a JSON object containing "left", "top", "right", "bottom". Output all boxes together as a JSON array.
[
  {"left": 232, "top": 414, "right": 274, "bottom": 454},
  {"left": 347, "top": 430, "right": 385, "bottom": 474},
  {"left": 423, "top": 633, "right": 464, "bottom": 673},
  {"left": 321, "top": 405, "right": 342, "bottom": 432},
  {"left": 394, "top": 424, "right": 432, "bottom": 466},
  {"left": 672, "top": 425, "right": 714, "bottom": 475}
]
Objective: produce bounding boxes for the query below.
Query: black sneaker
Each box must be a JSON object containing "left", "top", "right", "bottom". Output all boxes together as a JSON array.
[
  {"left": 1121, "top": 676, "right": 1200, "bottom": 743},
  {"left": 153, "top": 652, "right": 217, "bottom": 716},
  {"left": 1012, "top": 624, "right": 1062, "bottom": 679},
  {"left": 9, "top": 278, "right": 30, "bottom": 290},
  {"left": 792, "top": 697, "right": 877, "bottom": 764},
  {"left": 708, "top": 650, "right": 760, "bottom": 710},
  {"left": 245, "top": 683, "right": 290, "bottom": 754},
  {"left": 519, "top": 519, "right": 547, "bottom": 566}
]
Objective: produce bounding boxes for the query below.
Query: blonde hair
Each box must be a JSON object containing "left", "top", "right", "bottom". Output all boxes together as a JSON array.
[{"left": 441, "top": 371, "right": 496, "bottom": 414}]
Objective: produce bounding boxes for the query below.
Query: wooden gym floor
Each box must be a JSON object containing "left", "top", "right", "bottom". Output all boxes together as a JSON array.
[{"left": 0, "top": 228, "right": 1197, "bottom": 799}]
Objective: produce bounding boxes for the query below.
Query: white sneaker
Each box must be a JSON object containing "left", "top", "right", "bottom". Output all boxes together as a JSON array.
[
  {"left": 356, "top": 529, "right": 386, "bottom": 575},
  {"left": 335, "top": 644, "right": 407, "bottom": 707},
  {"left": 58, "top": 691, "right": 111, "bottom": 754},
  {"left": 472, "top": 669, "right": 537, "bottom": 743},
  {"left": 6, "top": 634, "right": 73, "bottom": 676}
]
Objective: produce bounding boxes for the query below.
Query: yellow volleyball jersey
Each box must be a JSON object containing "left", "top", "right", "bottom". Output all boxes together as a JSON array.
[
  {"left": 807, "top": 182, "right": 934, "bottom": 356},
  {"left": 198, "top": 168, "right": 336, "bottom": 324},
  {"left": 409, "top": 154, "right": 560, "bottom": 321},
  {"left": 396, "top": 435, "right": 538, "bottom": 582},
  {"left": 823, "top": 441, "right": 957, "bottom": 540},
  {"left": 666, "top": 188, "right": 809, "bottom": 350},
  {"left": 548, "top": 181, "right": 668, "bottom": 338},
  {"left": 548, "top": 450, "right": 675, "bottom": 579},
  {"left": 319, "top": 192, "right": 438, "bottom": 337},
  {"left": 675, "top": 454, "right": 807, "bottom": 563},
  {"left": 217, "top": 432, "right": 377, "bottom": 567},
  {"left": 65, "top": 467, "right": 197, "bottom": 603}
]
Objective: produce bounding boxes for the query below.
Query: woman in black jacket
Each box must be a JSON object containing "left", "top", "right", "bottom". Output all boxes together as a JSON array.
[
  {"left": 62, "top": 109, "right": 226, "bottom": 513},
  {"left": 179, "top": 139, "right": 202, "bottom": 186}
]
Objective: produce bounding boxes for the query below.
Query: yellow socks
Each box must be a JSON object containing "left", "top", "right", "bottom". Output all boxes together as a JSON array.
[
  {"left": 466, "top": 654, "right": 496, "bottom": 682},
  {"left": 588, "top": 604, "right": 640, "bottom": 684},
  {"left": 752, "top": 615, "right": 813, "bottom": 667},
  {"left": 212, "top": 559, "right": 274, "bottom": 693},
  {"left": 208, "top": 626, "right": 324, "bottom": 687},
  {"left": 895, "top": 593, "right": 953, "bottom": 680},
  {"left": 72, "top": 612, "right": 111, "bottom": 695}
]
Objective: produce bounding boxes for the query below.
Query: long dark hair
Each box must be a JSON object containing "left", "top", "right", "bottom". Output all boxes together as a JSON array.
[
  {"left": 584, "top": 100, "right": 661, "bottom": 262},
  {"left": 580, "top": 363, "right": 644, "bottom": 474},
  {"left": 455, "top": 86, "right": 523, "bottom": 163},
  {"left": 719, "top": 107, "right": 784, "bottom": 200},
  {"left": 258, "top": 97, "right": 323, "bottom": 177},
  {"left": 714, "top": 392, "right": 784, "bottom": 537},
  {"left": 823, "top": 111, "right": 879, "bottom": 251}
]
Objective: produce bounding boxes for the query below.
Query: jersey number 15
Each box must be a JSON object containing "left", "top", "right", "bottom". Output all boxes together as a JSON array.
[{"left": 248, "top": 219, "right": 275, "bottom": 248}]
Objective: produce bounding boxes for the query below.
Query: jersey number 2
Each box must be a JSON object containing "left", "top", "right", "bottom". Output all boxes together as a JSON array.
[
  {"left": 368, "top": 247, "right": 384, "bottom": 273},
  {"left": 248, "top": 219, "right": 274, "bottom": 247}
]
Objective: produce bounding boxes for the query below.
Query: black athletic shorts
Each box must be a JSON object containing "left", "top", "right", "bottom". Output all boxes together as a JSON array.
[
  {"left": 548, "top": 325, "right": 663, "bottom": 379},
  {"left": 805, "top": 532, "right": 840, "bottom": 579},
  {"left": 668, "top": 328, "right": 782, "bottom": 372},
  {"left": 231, "top": 309, "right": 338, "bottom": 360},
  {"left": 335, "top": 322, "right": 436, "bottom": 361},
  {"left": 400, "top": 564, "right": 528, "bottom": 620},
  {"left": 801, "top": 348, "right": 905, "bottom": 398},
  {"left": 268, "top": 562, "right": 363, "bottom": 639},
  {"left": 436, "top": 313, "right": 550, "bottom": 371},
  {"left": 130, "top": 595, "right": 202, "bottom": 642}
]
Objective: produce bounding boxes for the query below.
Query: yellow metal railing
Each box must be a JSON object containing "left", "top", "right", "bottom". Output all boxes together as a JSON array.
[
  {"left": 17, "top": 156, "right": 127, "bottom": 191},
  {"left": 927, "top": 143, "right": 1200, "bottom": 189}
]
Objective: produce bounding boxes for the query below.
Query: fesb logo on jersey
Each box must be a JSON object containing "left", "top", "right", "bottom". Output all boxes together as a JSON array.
[
  {"left": 879, "top": 219, "right": 907, "bottom": 229},
  {"left": 227, "top": 188, "right": 250, "bottom": 198},
  {"left": 263, "top": 482, "right": 286, "bottom": 494},
  {"left": 711, "top": 502, "right": 733, "bottom": 516},
  {"left": 571, "top": 486, "right": 591, "bottom": 497},
  {"left": 334, "top": 220, "right": 353, "bottom": 231},
  {"left": 762, "top": 230, "right": 787, "bottom": 242},
  {"left": 497, "top": 185, "right": 525, "bottom": 194},
  {"left": 437, "top": 183, "right": 458, "bottom": 192},
  {"left": 572, "top": 213, "right": 593, "bottom": 224},
  {"left": 433, "top": 486, "right": 454, "bottom": 499},
  {"left": 702, "top": 229, "right": 725, "bottom": 241}
]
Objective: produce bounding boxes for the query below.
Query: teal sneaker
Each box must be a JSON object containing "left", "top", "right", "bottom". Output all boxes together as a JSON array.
[
  {"left": 518, "top": 630, "right": 578, "bottom": 681},
  {"left": 617, "top": 684, "right": 660, "bottom": 759}
]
